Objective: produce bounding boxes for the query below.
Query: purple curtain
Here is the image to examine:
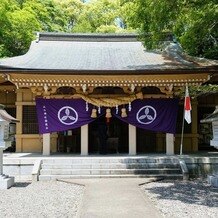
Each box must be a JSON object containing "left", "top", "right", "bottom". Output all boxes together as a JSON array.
[
  {"left": 36, "top": 98, "right": 179, "bottom": 134},
  {"left": 36, "top": 98, "right": 96, "bottom": 134},
  {"left": 112, "top": 99, "right": 179, "bottom": 134}
]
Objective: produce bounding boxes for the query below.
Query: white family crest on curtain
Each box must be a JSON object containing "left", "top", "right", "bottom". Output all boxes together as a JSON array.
[
  {"left": 58, "top": 106, "right": 78, "bottom": 125},
  {"left": 136, "top": 106, "right": 157, "bottom": 124}
]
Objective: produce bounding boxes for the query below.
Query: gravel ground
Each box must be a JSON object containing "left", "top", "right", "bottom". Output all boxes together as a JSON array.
[
  {"left": 142, "top": 179, "right": 218, "bottom": 218},
  {"left": 0, "top": 181, "right": 85, "bottom": 218}
]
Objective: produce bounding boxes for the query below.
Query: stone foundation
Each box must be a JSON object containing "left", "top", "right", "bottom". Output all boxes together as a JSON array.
[
  {"left": 208, "top": 175, "right": 218, "bottom": 187},
  {"left": 0, "top": 175, "right": 14, "bottom": 189}
]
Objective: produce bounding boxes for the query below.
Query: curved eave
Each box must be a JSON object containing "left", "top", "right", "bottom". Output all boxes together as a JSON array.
[
  {"left": 0, "top": 67, "right": 217, "bottom": 75},
  {"left": 201, "top": 117, "right": 218, "bottom": 123},
  {"left": 0, "top": 109, "right": 19, "bottom": 123}
]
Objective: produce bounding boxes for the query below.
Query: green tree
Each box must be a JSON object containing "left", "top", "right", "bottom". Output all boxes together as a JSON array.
[
  {"left": 135, "top": 0, "right": 218, "bottom": 59},
  {"left": 176, "top": 1, "right": 218, "bottom": 59},
  {"left": 0, "top": 0, "right": 138, "bottom": 57},
  {"left": 0, "top": 0, "right": 69, "bottom": 57},
  {"left": 73, "top": 0, "right": 119, "bottom": 32},
  {"left": 5, "top": 7, "right": 41, "bottom": 56},
  {"left": 0, "top": 0, "right": 42, "bottom": 57},
  {"left": 39, "top": 0, "right": 67, "bottom": 32},
  {"left": 119, "top": 0, "right": 139, "bottom": 30},
  {"left": 73, "top": 0, "right": 137, "bottom": 33},
  {"left": 56, "top": 0, "right": 84, "bottom": 32},
  {"left": 96, "top": 24, "right": 121, "bottom": 33},
  {"left": 0, "top": 0, "right": 17, "bottom": 57}
]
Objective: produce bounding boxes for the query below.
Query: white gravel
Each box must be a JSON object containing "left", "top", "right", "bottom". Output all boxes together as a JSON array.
[
  {"left": 0, "top": 181, "right": 85, "bottom": 218},
  {"left": 142, "top": 179, "right": 218, "bottom": 218}
]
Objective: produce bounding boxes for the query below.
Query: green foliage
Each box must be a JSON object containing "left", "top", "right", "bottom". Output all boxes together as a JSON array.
[
  {"left": 176, "top": 2, "right": 218, "bottom": 59},
  {"left": 40, "top": 0, "right": 67, "bottom": 32},
  {"left": 0, "top": 0, "right": 136, "bottom": 57},
  {"left": 5, "top": 7, "right": 41, "bottom": 56},
  {"left": 86, "top": 0, "right": 119, "bottom": 28},
  {"left": 0, "top": 0, "right": 42, "bottom": 56},
  {"left": 135, "top": 0, "right": 218, "bottom": 59},
  {"left": 96, "top": 25, "right": 121, "bottom": 33},
  {"left": 119, "top": 0, "right": 140, "bottom": 30},
  {"left": 73, "top": 0, "right": 135, "bottom": 33},
  {"left": 175, "top": 84, "right": 218, "bottom": 98},
  {"left": 56, "top": 0, "right": 84, "bottom": 32},
  {"left": 0, "top": 0, "right": 17, "bottom": 57}
]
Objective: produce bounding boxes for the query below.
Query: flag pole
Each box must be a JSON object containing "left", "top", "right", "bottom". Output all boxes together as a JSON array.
[
  {"left": 180, "top": 84, "right": 191, "bottom": 155},
  {"left": 180, "top": 105, "right": 185, "bottom": 155}
]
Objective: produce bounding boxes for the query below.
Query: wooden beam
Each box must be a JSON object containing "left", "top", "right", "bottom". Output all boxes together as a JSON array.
[{"left": 7, "top": 73, "right": 209, "bottom": 90}]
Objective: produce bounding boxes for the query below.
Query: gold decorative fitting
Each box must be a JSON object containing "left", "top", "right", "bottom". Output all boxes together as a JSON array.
[
  {"left": 91, "top": 109, "right": 97, "bottom": 118},
  {"left": 121, "top": 108, "right": 127, "bottom": 118},
  {"left": 105, "top": 108, "right": 112, "bottom": 118}
]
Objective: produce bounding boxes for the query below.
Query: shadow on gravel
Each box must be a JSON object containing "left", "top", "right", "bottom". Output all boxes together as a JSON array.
[
  {"left": 143, "top": 180, "right": 218, "bottom": 207},
  {"left": 13, "top": 182, "right": 31, "bottom": 188}
]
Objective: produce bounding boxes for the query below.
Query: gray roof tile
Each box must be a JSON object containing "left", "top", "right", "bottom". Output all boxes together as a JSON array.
[
  {"left": 201, "top": 106, "right": 218, "bottom": 123},
  {"left": 0, "top": 33, "right": 217, "bottom": 72}
]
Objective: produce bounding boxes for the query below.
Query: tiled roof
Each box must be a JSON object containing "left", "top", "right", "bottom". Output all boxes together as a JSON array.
[
  {"left": 0, "top": 104, "right": 18, "bottom": 122},
  {"left": 201, "top": 106, "right": 218, "bottom": 123},
  {"left": 0, "top": 33, "right": 217, "bottom": 72}
]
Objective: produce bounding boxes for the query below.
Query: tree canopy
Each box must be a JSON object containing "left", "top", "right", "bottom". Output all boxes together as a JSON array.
[{"left": 135, "top": 0, "right": 218, "bottom": 59}]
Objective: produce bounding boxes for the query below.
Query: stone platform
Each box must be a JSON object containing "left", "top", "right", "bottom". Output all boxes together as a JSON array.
[{"left": 2, "top": 152, "right": 218, "bottom": 181}]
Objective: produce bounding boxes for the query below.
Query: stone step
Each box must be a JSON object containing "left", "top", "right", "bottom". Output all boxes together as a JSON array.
[
  {"left": 39, "top": 158, "right": 183, "bottom": 182},
  {"left": 39, "top": 174, "right": 183, "bottom": 181},
  {"left": 40, "top": 168, "right": 181, "bottom": 175},
  {"left": 41, "top": 163, "right": 180, "bottom": 170},
  {"left": 42, "top": 158, "right": 179, "bottom": 165}
]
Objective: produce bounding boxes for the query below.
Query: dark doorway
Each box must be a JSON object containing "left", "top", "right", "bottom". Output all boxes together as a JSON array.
[
  {"left": 137, "top": 128, "right": 157, "bottom": 153},
  {"left": 89, "top": 116, "right": 128, "bottom": 154},
  {"left": 57, "top": 128, "right": 81, "bottom": 153}
]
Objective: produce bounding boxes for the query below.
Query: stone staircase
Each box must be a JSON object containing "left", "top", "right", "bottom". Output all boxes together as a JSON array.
[{"left": 38, "top": 157, "right": 183, "bottom": 181}]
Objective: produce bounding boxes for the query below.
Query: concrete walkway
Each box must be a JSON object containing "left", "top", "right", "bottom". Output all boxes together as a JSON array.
[{"left": 61, "top": 178, "right": 162, "bottom": 218}]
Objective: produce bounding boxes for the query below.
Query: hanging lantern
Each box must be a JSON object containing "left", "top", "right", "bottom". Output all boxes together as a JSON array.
[
  {"left": 105, "top": 108, "right": 112, "bottom": 118},
  {"left": 91, "top": 108, "right": 97, "bottom": 118},
  {"left": 121, "top": 108, "right": 127, "bottom": 118}
]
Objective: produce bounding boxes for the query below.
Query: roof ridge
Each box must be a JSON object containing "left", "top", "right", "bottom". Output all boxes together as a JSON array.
[{"left": 36, "top": 32, "right": 139, "bottom": 42}]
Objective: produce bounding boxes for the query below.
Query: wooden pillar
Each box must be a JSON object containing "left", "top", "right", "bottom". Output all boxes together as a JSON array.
[
  {"left": 15, "top": 89, "right": 23, "bottom": 152},
  {"left": 81, "top": 124, "right": 88, "bottom": 155},
  {"left": 166, "top": 133, "right": 174, "bottom": 155},
  {"left": 129, "top": 124, "right": 136, "bottom": 155},
  {"left": 43, "top": 133, "right": 51, "bottom": 155},
  {"left": 191, "top": 100, "right": 198, "bottom": 151}
]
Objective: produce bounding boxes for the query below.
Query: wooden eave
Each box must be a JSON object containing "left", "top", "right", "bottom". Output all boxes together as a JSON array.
[
  {"left": 4, "top": 71, "right": 210, "bottom": 90},
  {"left": 0, "top": 73, "right": 7, "bottom": 84},
  {"left": 0, "top": 66, "right": 217, "bottom": 75}
]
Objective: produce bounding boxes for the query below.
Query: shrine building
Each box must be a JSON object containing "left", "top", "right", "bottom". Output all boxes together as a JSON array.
[{"left": 0, "top": 33, "right": 217, "bottom": 155}]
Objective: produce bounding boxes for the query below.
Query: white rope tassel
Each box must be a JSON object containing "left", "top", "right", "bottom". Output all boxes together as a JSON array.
[
  {"left": 116, "top": 105, "right": 118, "bottom": 114},
  {"left": 128, "top": 102, "right": 132, "bottom": 112},
  {"left": 86, "top": 101, "right": 89, "bottom": 112},
  {"left": 98, "top": 106, "right": 101, "bottom": 114}
]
